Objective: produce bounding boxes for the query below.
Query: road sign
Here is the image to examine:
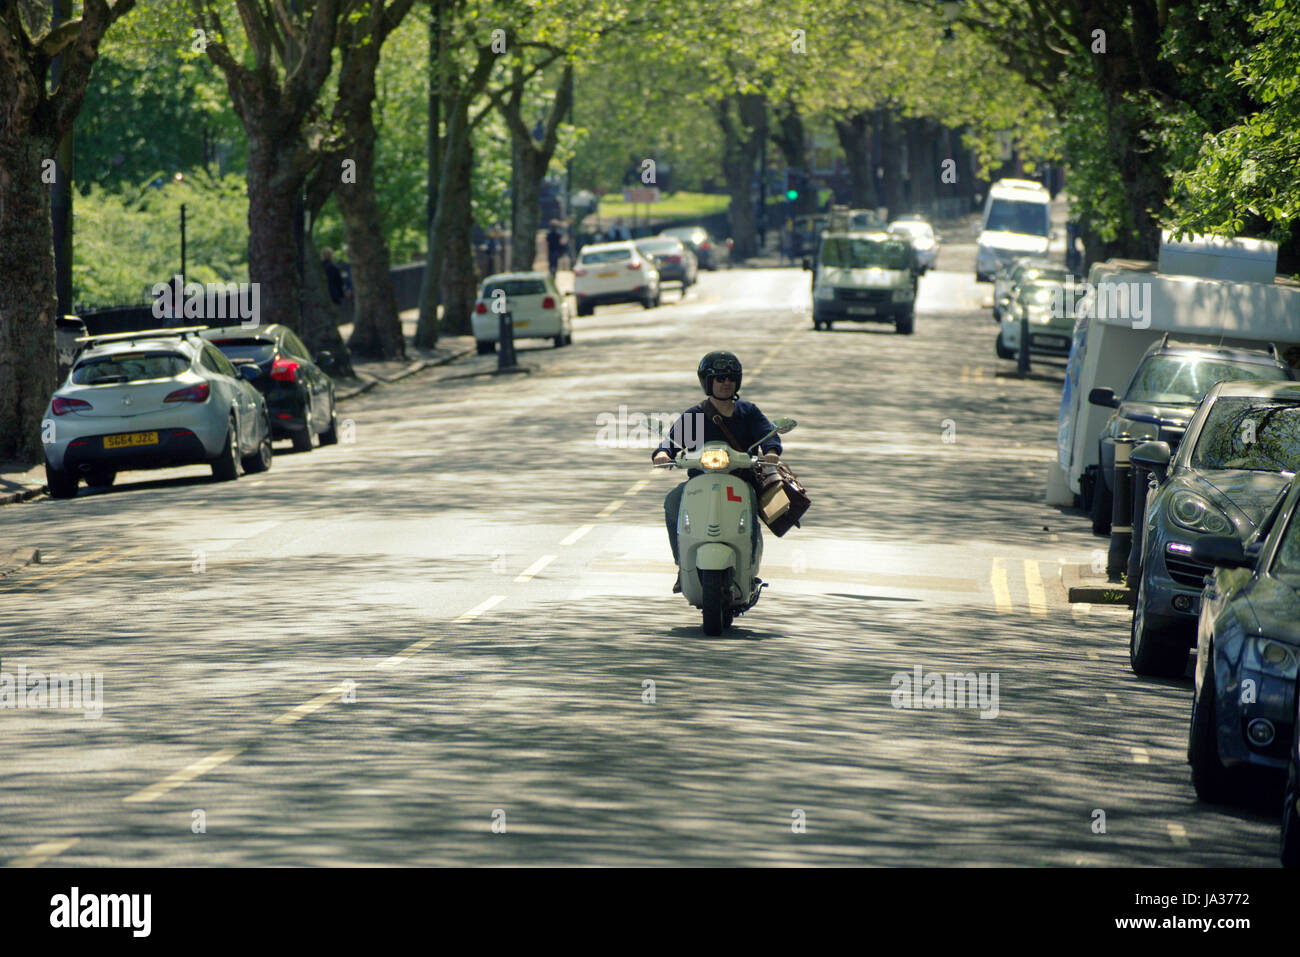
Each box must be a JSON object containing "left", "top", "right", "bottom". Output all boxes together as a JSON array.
[{"left": 622, "top": 187, "right": 660, "bottom": 204}]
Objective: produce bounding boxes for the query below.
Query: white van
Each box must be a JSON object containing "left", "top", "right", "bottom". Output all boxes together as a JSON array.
[{"left": 975, "top": 179, "right": 1052, "bottom": 282}]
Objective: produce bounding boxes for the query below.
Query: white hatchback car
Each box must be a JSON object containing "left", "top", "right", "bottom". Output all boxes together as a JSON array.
[
  {"left": 42, "top": 327, "right": 272, "bottom": 498},
  {"left": 887, "top": 218, "right": 939, "bottom": 273},
  {"left": 572, "top": 241, "right": 661, "bottom": 316},
  {"left": 472, "top": 272, "right": 572, "bottom": 354}
]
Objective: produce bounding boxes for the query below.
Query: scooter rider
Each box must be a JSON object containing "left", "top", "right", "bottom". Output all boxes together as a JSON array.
[{"left": 652, "top": 351, "right": 782, "bottom": 591}]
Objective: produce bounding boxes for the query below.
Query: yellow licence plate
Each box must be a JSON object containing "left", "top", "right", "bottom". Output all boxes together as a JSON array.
[
  {"left": 597, "top": 271, "right": 618, "bottom": 278},
  {"left": 104, "top": 431, "right": 158, "bottom": 449},
  {"left": 514, "top": 320, "right": 530, "bottom": 328}
]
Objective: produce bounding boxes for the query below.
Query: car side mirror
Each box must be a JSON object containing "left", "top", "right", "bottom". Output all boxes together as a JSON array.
[
  {"left": 1130, "top": 440, "right": 1172, "bottom": 481},
  {"left": 1191, "top": 536, "right": 1251, "bottom": 569},
  {"left": 1089, "top": 387, "right": 1119, "bottom": 408}
]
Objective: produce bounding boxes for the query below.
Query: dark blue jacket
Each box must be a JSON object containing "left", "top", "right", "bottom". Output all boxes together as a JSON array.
[{"left": 652, "top": 398, "right": 782, "bottom": 476}]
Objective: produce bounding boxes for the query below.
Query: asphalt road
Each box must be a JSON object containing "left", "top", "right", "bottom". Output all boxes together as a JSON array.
[{"left": 0, "top": 239, "right": 1282, "bottom": 866}]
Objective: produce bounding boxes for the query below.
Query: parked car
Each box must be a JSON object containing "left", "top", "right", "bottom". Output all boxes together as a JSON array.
[
  {"left": 639, "top": 237, "right": 698, "bottom": 288},
  {"left": 992, "top": 257, "right": 1069, "bottom": 322},
  {"left": 994, "top": 279, "right": 1072, "bottom": 362},
  {"left": 201, "top": 325, "right": 338, "bottom": 452},
  {"left": 887, "top": 216, "right": 939, "bottom": 273},
  {"left": 658, "top": 226, "right": 730, "bottom": 270},
  {"left": 470, "top": 272, "right": 572, "bottom": 354},
  {"left": 1187, "top": 477, "right": 1300, "bottom": 803},
  {"left": 42, "top": 326, "right": 272, "bottom": 497},
  {"left": 1128, "top": 380, "right": 1300, "bottom": 676},
  {"left": 1087, "top": 340, "right": 1293, "bottom": 535},
  {"left": 1285, "top": 694, "right": 1300, "bottom": 865},
  {"left": 808, "top": 231, "right": 917, "bottom": 334},
  {"left": 572, "top": 241, "right": 661, "bottom": 315}
]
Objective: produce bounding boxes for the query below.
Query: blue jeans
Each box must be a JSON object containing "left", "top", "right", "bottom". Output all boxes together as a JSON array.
[{"left": 664, "top": 481, "right": 760, "bottom": 567}]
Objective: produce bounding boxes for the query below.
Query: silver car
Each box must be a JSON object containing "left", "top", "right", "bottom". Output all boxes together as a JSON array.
[{"left": 42, "top": 327, "right": 272, "bottom": 498}]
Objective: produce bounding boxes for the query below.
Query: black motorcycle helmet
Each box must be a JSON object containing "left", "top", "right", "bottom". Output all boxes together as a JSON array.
[{"left": 698, "top": 351, "right": 743, "bottom": 396}]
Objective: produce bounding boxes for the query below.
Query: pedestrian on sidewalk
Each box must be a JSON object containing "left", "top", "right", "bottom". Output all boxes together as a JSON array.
[
  {"left": 546, "top": 220, "right": 563, "bottom": 276},
  {"left": 781, "top": 219, "right": 793, "bottom": 265}
]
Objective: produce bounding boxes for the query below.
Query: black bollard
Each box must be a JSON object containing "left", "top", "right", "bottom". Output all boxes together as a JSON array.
[
  {"left": 1108, "top": 437, "right": 1133, "bottom": 582},
  {"left": 498, "top": 308, "right": 518, "bottom": 371},
  {"left": 1126, "top": 462, "right": 1150, "bottom": 592},
  {"left": 1017, "top": 311, "right": 1031, "bottom": 377}
]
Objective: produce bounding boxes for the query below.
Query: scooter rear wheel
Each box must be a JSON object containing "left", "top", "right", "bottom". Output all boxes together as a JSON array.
[{"left": 701, "top": 569, "right": 727, "bottom": 636}]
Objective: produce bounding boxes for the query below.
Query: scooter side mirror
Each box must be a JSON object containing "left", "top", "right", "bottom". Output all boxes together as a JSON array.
[{"left": 773, "top": 418, "right": 797, "bottom": 434}]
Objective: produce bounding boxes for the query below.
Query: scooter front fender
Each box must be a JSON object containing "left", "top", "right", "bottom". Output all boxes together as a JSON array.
[{"left": 694, "top": 543, "right": 737, "bottom": 571}]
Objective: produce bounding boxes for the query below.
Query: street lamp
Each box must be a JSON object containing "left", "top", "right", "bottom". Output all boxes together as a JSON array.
[{"left": 942, "top": 0, "right": 960, "bottom": 40}]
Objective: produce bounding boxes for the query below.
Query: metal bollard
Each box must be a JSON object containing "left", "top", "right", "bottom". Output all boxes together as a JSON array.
[
  {"left": 1108, "top": 437, "right": 1133, "bottom": 582},
  {"left": 497, "top": 308, "right": 518, "bottom": 370},
  {"left": 1017, "top": 312, "right": 1031, "bottom": 377},
  {"left": 1126, "top": 462, "right": 1150, "bottom": 593}
]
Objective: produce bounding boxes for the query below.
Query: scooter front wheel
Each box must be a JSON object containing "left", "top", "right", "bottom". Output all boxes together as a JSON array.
[{"left": 701, "top": 569, "right": 728, "bottom": 636}]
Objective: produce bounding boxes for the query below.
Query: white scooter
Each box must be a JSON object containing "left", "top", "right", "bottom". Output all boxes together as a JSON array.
[{"left": 655, "top": 418, "right": 797, "bottom": 635}]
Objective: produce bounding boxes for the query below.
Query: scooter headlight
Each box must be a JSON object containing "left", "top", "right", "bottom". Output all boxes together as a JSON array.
[{"left": 700, "top": 448, "right": 730, "bottom": 471}]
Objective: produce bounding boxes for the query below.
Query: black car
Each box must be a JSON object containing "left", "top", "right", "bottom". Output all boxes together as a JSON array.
[
  {"left": 1088, "top": 340, "right": 1293, "bottom": 535},
  {"left": 659, "top": 226, "right": 729, "bottom": 270},
  {"left": 1128, "top": 380, "right": 1300, "bottom": 676},
  {"left": 638, "top": 237, "right": 698, "bottom": 287},
  {"left": 201, "top": 325, "right": 339, "bottom": 452},
  {"left": 1187, "top": 477, "right": 1300, "bottom": 805}
]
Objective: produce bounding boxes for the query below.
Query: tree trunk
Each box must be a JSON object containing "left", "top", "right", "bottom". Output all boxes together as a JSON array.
[
  {"left": 773, "top": 104, "right": 817, "bottom": 218},
  {"left": 440, "top": 137, "right": 478, "bottom": 336},
  {"left": 245, "top": 132, "right": 306, "bottom": 331},
  {"left": 715, "top": 92, "right": 765, "bottom": 261},
  {"left": 905, "top": 117, "right": 938, "bottom": 211},
  {"left": 510, "top": 133, "right": 545, "bottom": 271},
  {"left": 0, "top": 135, "right": 58, "bottom": 464},
  {"left": 834, "top": 111, "right": 874, "bottom": 209},
  {"left": 878, "top": 110, "right": 905, "bottom": 221}
]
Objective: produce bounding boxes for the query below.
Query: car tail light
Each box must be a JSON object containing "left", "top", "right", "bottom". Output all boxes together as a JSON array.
[
  {"left": 573, "top": 268, "right": 587, "bottom": 277},
  {"left": 164, "top": 382, "right": 210, "bottom": 403},
  {"left": 475, "top": 301, "right": 488, "bottom": 314},
  {"left": 666, "top": 255, "right": 681, "bottom": 263},
  {"left": 271, "top": 357, "right": 299, "bottom": 382},
  {"left": 542, "top": 296, "right": 555, "bottom": 309},
  {"left": 627, "top": 261, "right": 642, "bottom": 270},
  {"left": 51, "top": 396, "right": 92, "bottom": 415},
  {"left": 700, "top": 241, "right": 710, "bottom": 250}
]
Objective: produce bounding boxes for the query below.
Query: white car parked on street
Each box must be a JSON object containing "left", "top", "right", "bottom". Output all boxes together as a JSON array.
[
  {"left": 41, "top": 327, "right": 272, "bottom": 498},
  {"left": 472, "top": 272, "right": 572, "bottom": 354},
  {"left": 572, "top": 241, "right": 661, "bottom": 316},
  {"left": 887, "top": 217, "right": 940, "bottom": 273}
]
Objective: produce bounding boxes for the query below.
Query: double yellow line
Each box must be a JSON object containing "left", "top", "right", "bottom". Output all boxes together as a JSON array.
[
  {"left": 5, "top": 544, "right": 149, "bottom": 592},
  {"left": 990, "top": 558, "right": 1048, "bottom": 616}
]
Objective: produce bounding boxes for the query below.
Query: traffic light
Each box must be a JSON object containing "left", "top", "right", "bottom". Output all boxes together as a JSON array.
[{"left": 785, "top": 169, "right": 799, "bottom": 201}]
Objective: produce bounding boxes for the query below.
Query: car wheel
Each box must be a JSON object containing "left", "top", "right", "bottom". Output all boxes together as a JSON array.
[
  {"left": 577, "top": 302, "right": 593, "bottom": 317},
  {"left": 1283, "top": 749, "right": 1300, "bottom": 867},
  {"left": 45, "top": 462, "right": 79, "bottom": 499},
  {"left": 211, "top": 416, "right": 241, "bottom": 481},
  {"left": 243, "top": 417, "right": 273, "bottom": 473},
  {"left": 476, "top": 339, "right": 495, "bottom": 355},
  {"left": 553, "top": 333, "right": 565, "bottom": 348},
  {"left": 642, "top": 293, "right": 654, "bottom": 309},
  {"left": 85, "top": 470, "right": 116, "bottom": 489},
  {"left": 1130, "top": 578, "right": 1188, "bottom": 677},
  {"left": 994, "top": 332, "right": 1015, "bottom": 360},
  {"left": 1189, "top": 659, "right": 1239, "bottom": 803},
  {"left": 895, "top": 311, "right": 915, "bottom": 335},
  {"left": 318, "top": 400, "right": 339, "bottom": 446},
  {"left": 291, "top": 398, "right": 314, "bottom": 453}
]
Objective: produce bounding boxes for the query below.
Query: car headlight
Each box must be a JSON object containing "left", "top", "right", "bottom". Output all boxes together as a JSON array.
[
  {"left": 700, "top": 448, "right": 730, "bottom": 471},
  {"left": 891, "top": 288, "right": 913, "bottom": 303},
  {"left": 1027, "top": 307, "right": 1052, "bottom": 324},
  {"left": 1115, "top": 419, "right": 1159, "bottom": 442},
  {"left": 813, "top": 285, "right": 834, "bottom": 301},
  {"left": 1169, "top": 489, "right": 1234, "bottom": 535}
]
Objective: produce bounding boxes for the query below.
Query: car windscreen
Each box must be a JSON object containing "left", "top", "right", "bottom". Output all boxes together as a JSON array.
[
  {"left": 985, "top": 199, "right": 1049, "bottom": 236},
  {"left": 1189, "top": 397, "right": 1300, "bottom": 472},
  {"left": 849, "top": 213, "right": 884, "bottom": 230},
  {"left": 71, "top": 351, "right": 189, "bottom": 384},
  {"left": 1126, "top": 358, "right": 1289, "bottom": 405},
  {"left": 820, "top": 237, "right": 912, "bottom": 270},
  {"left": 209, "top": 338, "right": 276, "bottom": 363},
  {"left": 661, "top": 228, "right": 701, "bottom": 242},
  {"left": 578, "top": 249, "right": 632, "bottom": 264},
  {"left": 481, "top": 279, "right": 547, "bottom": 297},
  {"left": 637, "top": 240, "right": 681, "bottom": 255},
  {"left": 889, "top": 222, "right": 932, "bottom": 239}
]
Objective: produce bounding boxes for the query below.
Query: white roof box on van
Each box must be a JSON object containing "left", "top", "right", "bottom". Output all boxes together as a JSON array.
[{"left": 1158, "top": 230, "right": 1279, "bottom": 284}]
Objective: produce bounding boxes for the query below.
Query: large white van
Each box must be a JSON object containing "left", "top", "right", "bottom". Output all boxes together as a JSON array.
[{"left": 975, "top": 179, "right": 1052, "bottom": 282}]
